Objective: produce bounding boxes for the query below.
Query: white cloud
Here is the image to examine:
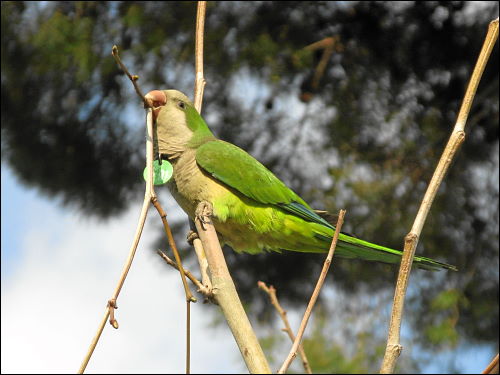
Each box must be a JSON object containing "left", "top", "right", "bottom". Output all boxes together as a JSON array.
[{"left": 1, "top": 195, "right": 244, "bottom": 374}]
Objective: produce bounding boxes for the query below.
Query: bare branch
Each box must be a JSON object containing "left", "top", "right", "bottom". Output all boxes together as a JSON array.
[
  {"left": 188, "top": 231, "right": 213, "bottom": 293},
  {"left": 193, "top": 1, "right": 207, "bottom": 113},
  {"left": 186, "top": 301, "right": 191, "bottom": 374},
  {"left": 152, "top": 198, "right": 196, "bottom": 303},
  {"left": 379, "top": 17, "right": 499, "bottom": 374},
  {"left": 304, "top": 37, "right": 339, "bottom": 92},
  {"left": 78, "top": 306, "right": 111, "bottom": 373},
  {"left": 80, "top": 45, "right": 197, "bottom": 372},
  {"left": 157, "top": 250, "right": 213, "bottom": 298},
  {"left": 258, "top": 281, "right": 312, "bottom": 374},
  {"left": 278, "top": 209, "right": 346, "bottom": 374},
  {"left": 78, "top": 108, "right": 155, "bottom": 374},
  {"left": 483, "top": 353, "right": 499, "bottom": 374},
  {"left": 112, "top": 45, "right": 150, "bottom": 108}
]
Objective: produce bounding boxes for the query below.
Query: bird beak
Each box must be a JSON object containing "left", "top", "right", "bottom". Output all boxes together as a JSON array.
[{"left": 145, "top": 90, "right": 167, "bottom": 122}]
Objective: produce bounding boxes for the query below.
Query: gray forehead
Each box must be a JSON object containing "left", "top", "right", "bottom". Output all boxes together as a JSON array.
[{"left": 163, "top": 90, "right": 193, "bottom": 105}]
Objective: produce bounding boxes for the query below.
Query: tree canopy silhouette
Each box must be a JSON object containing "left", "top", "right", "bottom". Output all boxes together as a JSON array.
[{"left": 2, "top": 2, "right": 498, "bottom": 371}]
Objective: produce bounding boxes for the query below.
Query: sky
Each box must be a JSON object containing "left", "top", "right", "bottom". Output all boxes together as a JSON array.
[
  {"left": 1, "top": 160, "right": 496, "bottom": 374},
  {"left": 1, "top": 163, "right": 245, "bottom": 374}
]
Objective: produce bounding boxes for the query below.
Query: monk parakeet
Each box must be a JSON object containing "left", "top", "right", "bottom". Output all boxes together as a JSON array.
[{"left": 145, "top": 89, "right": 456, "bottom": 271}]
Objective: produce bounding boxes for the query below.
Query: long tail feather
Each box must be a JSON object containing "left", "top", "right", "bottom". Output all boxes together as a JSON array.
[{"left": 336, "top": 233, "right": 457, "bottom": 271}]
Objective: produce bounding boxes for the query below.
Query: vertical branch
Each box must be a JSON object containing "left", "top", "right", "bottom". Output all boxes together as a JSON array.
[
  {"left": 278, "top": 209, "right": 346, "bottom": 374},
  {"left": 379, "top": 18, "right": 499, "bottom": 374},
  {"left": 190, "top": 5, "right": 270, "bottom": 371},
  {"left": 190, "top": 0, "right": 210, "bottom": 284},
  {"left": 192, "top": 235, "right": 213, "bottom": 292},
  {"left": 191, "top": 0, "right": 211, "bottom": 295},
  {"left": 186, "top": 301, "right": 191, "bottom": 374},
  {"left": 193, "top": 1, "right": 207, "bottom": 113}
]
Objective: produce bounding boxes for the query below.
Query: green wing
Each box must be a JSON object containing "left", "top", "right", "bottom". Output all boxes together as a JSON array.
[
  {"left": 196, "top": 140, "right": 331, "bottom": 227},
  {"left": 196, "top": 140, "right": 457, "bottom": 272}
]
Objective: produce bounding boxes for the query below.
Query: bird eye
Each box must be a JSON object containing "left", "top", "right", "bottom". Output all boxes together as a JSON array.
[{"left": 178, "top": 101, "right": 185, "bottom": 109}]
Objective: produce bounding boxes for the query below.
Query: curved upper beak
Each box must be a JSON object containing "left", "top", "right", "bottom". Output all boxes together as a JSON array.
[{"left": 145, "top": 90, "right": 167, "bottom": 122}]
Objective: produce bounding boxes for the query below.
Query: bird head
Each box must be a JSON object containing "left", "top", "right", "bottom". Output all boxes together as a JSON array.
[{"left": 144, "top": 89, "right": 214, "bottom": 158}]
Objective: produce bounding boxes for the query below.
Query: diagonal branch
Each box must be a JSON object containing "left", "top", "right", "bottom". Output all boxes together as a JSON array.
[
  {"left": 157, "top": 250, "right": 213, "bottom": 298},
  {"left": 152, "top": 198, "right": 196, "bottom": 303},
  {"left": 112, "top": 45, "right": 149, "bottom": 108},
  {"left": 195, "top": 201, "right": 271, "bottom": 373},
  {"left": 78, "top": 108, "right": 154, "bottom": 374},
  {"left": 258, "top": 281, "right": 312, "bottom": 374},
  {"left": 379, "top": 17, "right": 499, "bottom": 374},
  {"left": 79, "top": 45, "right": 197, "bottom": 373},
  {"left": 483, "top": 353, "right": 499, "bottom": 374},
  {"left": 304, "top": 37, "right": 338, "bottom": 92},
  {"left": 278, "top": 209, "right": 346, "bottom": 374}
]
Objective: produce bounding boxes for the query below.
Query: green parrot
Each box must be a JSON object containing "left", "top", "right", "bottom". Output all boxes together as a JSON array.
[{"left": 145, "top": 89, "right": 456, "bottom": 271}]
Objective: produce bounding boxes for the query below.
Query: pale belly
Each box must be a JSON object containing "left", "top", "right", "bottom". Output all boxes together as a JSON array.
[{"left": 166, "top": 149, "right": 227, "bottom": 218}]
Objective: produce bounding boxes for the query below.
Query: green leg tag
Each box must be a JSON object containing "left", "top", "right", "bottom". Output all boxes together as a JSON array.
[{"left": 143, "top": 160, "right": 173, "bottom": 185}]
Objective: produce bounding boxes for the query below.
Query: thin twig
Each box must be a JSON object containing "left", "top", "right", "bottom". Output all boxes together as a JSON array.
[
  {"left": 80, "top": 44, "right": 199, "bottom": 372},
  {"left": 483, "top": 353, "right": 499, "bottom": 374},
  {"left": 172, "top": 3, "right": 209, "bottom": 372},
  {"left": 455, "top": 18, "right": 499, "bottom": 133},
  {"left": 78, "top": 108, "right": 154, "bottom": 374},
  {"left": 379, "top": 18, "right": 499, "bottom": 374},
  {"left": 258, "top": 281, "right": 312, "bottom": 374},
  {"left": 78, "top": 308, "right": 110, "bottom": 373},
  {"left": 278, "top": 209, "right": 346, "bottom": 374},
  {"left": 189, "top": 0, "right": 211, "bottom": 295},
  {"left": 304, "top": 37, "right": 338, "bottom": 92},
  {"left": 152, "top": 199, "right": 196, "bottom": 302},
  {"left": 186, "top": 301, "right": 191, "bottom": 374},
  {"left": 114, "top": 44, "right": 195, "bottom": 303},
  {"left": 190, "top": 232, "right": 213, "bottom": 292},
  {"left": 112, "top": 45, "right": 149, "bottom": 108},
  {"left": 156, "top": 250, "right": 212, "bottom": 297}
]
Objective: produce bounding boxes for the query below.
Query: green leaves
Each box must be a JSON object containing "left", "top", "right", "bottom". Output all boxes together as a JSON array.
[
  {"left": 424, "top": 289, "right": 470, "bottom": 347},
  {"left": 425, "top": 320, "right": 459, "bottom": 347},
  {"left": 123, "top": 4, "right": 144, "bottom": 27},
  {"left": 430, "top": 289, "right": 468, "bottom": 311},
  {"left": 32, "top": 8, "right": 97, "bottom": 82}
]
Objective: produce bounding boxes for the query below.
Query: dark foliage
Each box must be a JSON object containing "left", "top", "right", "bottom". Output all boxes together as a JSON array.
[{"left": 2, "top": 1, "right": 498, "bottom": 368}]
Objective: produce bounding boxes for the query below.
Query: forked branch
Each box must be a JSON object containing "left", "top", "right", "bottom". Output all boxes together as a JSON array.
[{"left": 258, "top": 281, "right": 312, "bottom": 374}]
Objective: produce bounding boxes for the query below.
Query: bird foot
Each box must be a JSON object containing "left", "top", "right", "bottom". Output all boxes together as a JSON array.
[
  {"left": 198, "top": 285, "right": 217, "bottom": 305},
  {"left": 195, "top": 201, "right": 213, "bottom": 230},
  {"left": 186, "top": 230, "right": 199, "bottom": 245}
]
